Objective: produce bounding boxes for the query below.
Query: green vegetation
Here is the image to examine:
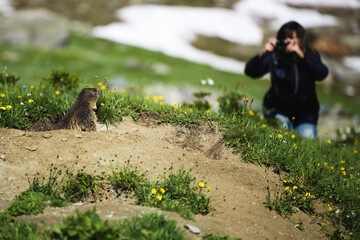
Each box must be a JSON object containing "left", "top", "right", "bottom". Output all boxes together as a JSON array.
[{"left": 0, "top": 209, "right": 185, "bottom": 240}]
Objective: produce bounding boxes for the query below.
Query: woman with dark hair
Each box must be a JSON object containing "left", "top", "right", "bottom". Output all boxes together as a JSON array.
[{"left": 245, "top": 21, "right": 329, "bottom": 138}]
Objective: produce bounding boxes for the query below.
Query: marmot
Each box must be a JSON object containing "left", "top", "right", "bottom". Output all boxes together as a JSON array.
[{"left": 54, "top": 88, "right": 102, "bottom": 131}]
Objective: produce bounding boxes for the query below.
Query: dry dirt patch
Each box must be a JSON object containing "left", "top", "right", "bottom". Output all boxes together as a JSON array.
[{"left": 0, "top": 117, "right": 325, "bottom": 239}]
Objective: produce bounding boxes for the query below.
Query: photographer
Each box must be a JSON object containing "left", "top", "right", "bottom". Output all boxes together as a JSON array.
[{"left": 245, "top": 21, "right": 329, "bottom": 138}]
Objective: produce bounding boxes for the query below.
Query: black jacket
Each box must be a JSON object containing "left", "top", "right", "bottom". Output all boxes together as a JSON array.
[{"left": 245, "top": 52, "right": 328, "bottom": 118}]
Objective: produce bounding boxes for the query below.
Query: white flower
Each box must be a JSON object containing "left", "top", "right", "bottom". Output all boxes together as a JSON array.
[
  {"left": 207, "top": 78, "right": 214, "bottom": 85},
  {"left": 200, "top": 79, "right": 207, "bottom": 85},
  {"left": 20, "top": 102, "right": 24, "bottom": 105},
  {"left": 27, "top": 93, "right": 31, "bottom": 96}
]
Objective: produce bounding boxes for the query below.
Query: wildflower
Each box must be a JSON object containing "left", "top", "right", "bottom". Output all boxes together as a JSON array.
[
  {"left": 330, "top": 166, "right": 334, "bottom": 170},
  {"left": 243, "top": 97, "right": 248, "bottom": 101},
  {"left": 278, "top": 134, "right": 283, "bottom": 139},
  {"left": 5, "top": 73, "right": 8, "bottom": 78},
  {"left": 293, "top": 186, "right": 298, "bottom": 190},
  {"left": 156, "top": 195, "right": 162, "bottom": 201},
  {"left": 159, "top": 102, "right": 164, "bottom": 106},
  {"left": 97, "top": 82, "right": 103, "bottom": 86},
  {"left": 184, "top": 111, "right": 187, "bottom": 115},
  {"left": 327, "top": 140, "right": 331, "bottom": 145},
  {"left": 151, "top": 188, "right": 157, "bottom": 195},
  {"left": 341, "top": 167, "right": 345, "bottom": 171},
  {"left": 291, "top": 134, "right": 295, "bottom": 139},
  {"left": 100, "top": 103, "right": 105, "bottom": 106},
  {"left": 30, "top": 85, "right": 34, "bottom": 89},
  {"left": 262, "top": 124, "right": 267, "bottom": 128},
  {"left": 144, "top": 96, "right": 150, "bottom": 101},
  {"left": 160, "top": 188, "right": 165, "bottom": 194},
  {"left": 17, "top": 95, "right": 22, "bottom": 99},
  {"left": 283, "top": 179, "right": 287, "bottom": 183},
  {"left": 305, "top": 192, "right": 311, "bottom": 198},
  {"left": 110, "top": 89, "right": 115, "bottom": 93},
  {"left": 206, "top": 109, "right": 211, "bottom": 114},
  {"left": 55, "top": 91, "right": 60, "bottom": 95},
  {"left": 328, "top": 204, "right": 332, "bottom": 212},
  {"left": 153, "top": 95, "right": 158, "bottom": 100},
  {"left": 22, "top": 85, "right": 27, "bottom": 89},
  {"left": 249, "top": 109, "right": 255, "bottom": 116},
  {"left": 6, "top": 105, "right": 11, "bottom": 110},
  {"left": 28, "top": 99, "right": 34, "bottom": 103},
  {"left": 159, "top": 96, "right": 164, "bottom": 101},
  {"left": 323, "top": 162, "right": 328, "bottom": 167},
  {"left": 121, "top": 89, "right": 126, "bottom": 94},
  {"left": 342, "top": 171, "right": 346, "bottom": 176},
  {"left": 207, "top": 185, "right": 211, "bottom": 191},
  {"left": 101, "top": 85, "right": 106, "bottom": 90},
  {"left": 355, "top": 150, "right": 358, "bottom": 154},
  {"left": 0, "top": 93, "right": 4, "bottom": 98},
  {"left": 292, "top": 196, "right": 296, "bottom": 199},
  {"left": 200, "top": 79, "right": 207, "bottom": 85},
  {"left": 0, "top": 106, "right": 5, "bottom": 111},
  {"left": 207, "top": 77, "right": 214, "bottom": 85},
  {"left": 198, "top": 182, "right": 205, "bottom": 188},
  {"left": 341, "top": 160, "right": 345, "bottom": 164},
  {"left": 285, "top": 186, "right": 290, "bottom": 191},
  {"left": 171, "top": 102, "right": 177, "bottom": 107}
]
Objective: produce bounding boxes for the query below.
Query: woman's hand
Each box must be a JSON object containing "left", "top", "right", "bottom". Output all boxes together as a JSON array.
[
  {"left": 285, "top": 37, "right": 304, "bottom": 58},
  {"left": 259, "top": 37, "right": 277, "bottom": 58}
]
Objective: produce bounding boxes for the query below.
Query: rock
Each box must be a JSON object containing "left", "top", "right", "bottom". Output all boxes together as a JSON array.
[
  {"left": 0, "top": 9, "right": 70, "bottom": 48},
  {"left": 25, "top": 146, "right": 38, "bottom": 151},
  {"left": 42, "top": 133, "right": 52, "bottom": 139},
  {"left": 184, "top": 224, "right": 201, "bottom": 234}
]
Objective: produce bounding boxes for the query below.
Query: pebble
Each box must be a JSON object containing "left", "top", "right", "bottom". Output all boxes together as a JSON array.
[
  {"left": 184, "top": 224, "right": 201, "bottom": 234},
  {"left": 25, "top": 146, "right": 38, "bottom": 151},
  {"left": 73, "top": 202, "right": 83, "bottom": 206},
  {"left": 42, "top": 133, "right": 52, "bottom": 139}
]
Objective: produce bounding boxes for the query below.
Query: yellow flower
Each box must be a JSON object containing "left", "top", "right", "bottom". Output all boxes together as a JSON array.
[
  {"left": 101, "top": 85, "right": 106, "bottom": 90},
  {"left": 0, "top": 106, "right": 5, "bottom": 111},
  {"left": 159, "top": 96, "right": 164, "bottom": 100},
  {"left": 97, "top": 82, "right": 103, "bottom": 86},
  {"left": 305, "top": 192, "right": 311, "bottom": 198},
  {"left": 341, "top": 167, "right": 345, "bottom": 171},
  {"left": 327, "top": 140, "right": 331, "bottom": 145},
  {"left": 330, "top": 166, "right": 334, "bottom": 170},
  {"left": 55, "top": 91, "right": 60, "bottom": 95},
  {"left": 100, "top": 103, "right": 105, "bottom": 106},
  {"left": 159, "top": 102, "right": 164, "bottom": 106},
  {"left": 292, "top": 196, "right": 296, "bottom": 200},
  {"left": 328, "top": 204, "right": 332, "bottom": 212},
  {"left": 184, "top": 111, "right": 187, "bottom": 115},
  {"left": 156, "top": 195, "right": 162, "bottom": 201},
  {"left": 278, "top": 134, "right": 283, "bottom": 139},
  {"left": 160, "top": 188, "right": 165, "bottom": 194},
  {"left": 293, "top": 186, "right": 298, "bottom": 190},
  {"left": 341, "top": 160, "right": 345, "bottom": 164},
  {"left": 30, "top": 85, "right": 34, "bottom": 89},
  {"left": 342, "top": 171, "right": 346, "bottom": 176},
  {"left": 291, "top": 134, "right": 295, "bottom": 139},
  {"left": 206, "top": 109, "right": 212, "bottom": 114},
  {"left": 0, "top": 93, "right": 5, "bottom": 98},
  {"left": 198, "top": 182, "right": 205, "bottom": 188},
  {"left": 355, "top": 150, "right": 358, "bottom": 154},
  {"left": 110, "top": 89, "right": 115, "bottom": 94},
  {"left": 153, "top": 95, "right": 158, "bottom": 100},
  {"left": 243, "top": 97, "right": 248, "bottom": 101},
  {"left": 171, "top": 102, "right": 177, "bottom": 107},
  {"left": 283, "top": 179, "right": 287, "bottom": 183},
  {"left": 5, "top": 73, "right": 8, "bottom": 78},
  {"left": 261, "top": 124, "right": 267, "bottom": 128},
  {"left": 207, "top": 185, "right": 211, "bottom": 191},
  {"left": 323, "top": 162, "right": 328, "bottom": 167},
  {"left": 285, "top": 186, "right": 290, "bottom": 191},
  {"left": 144, "top": 96, "right": 150, "bottom": 101},
  {"left": 6, "top": 105, "right": 11, "bottom": 110},
  {"left": 249, "top": 109, "right": 255, "bottom": 116},
  {"left": 17, "top": 95, "right": 22, "bottom": 99},
  {"left": 28, "top": 99, "right": 34, "bottom": 103},
  {"left": 121, "top": 89, "right": 126, "bottom": 94},
  {"left": 151, "top": 188, "right": 157, "bottom": 195}
]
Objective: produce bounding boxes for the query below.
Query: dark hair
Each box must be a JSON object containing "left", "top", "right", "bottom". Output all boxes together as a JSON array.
[{"left": 277, "top": 21, "right": 314, "bottom": 55}]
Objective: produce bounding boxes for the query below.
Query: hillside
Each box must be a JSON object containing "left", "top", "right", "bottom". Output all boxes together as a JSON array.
[{"left": 0, "top": 117, "right": 328, "bottom": 239}]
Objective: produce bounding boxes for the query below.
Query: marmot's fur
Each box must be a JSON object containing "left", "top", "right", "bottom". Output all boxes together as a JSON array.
[{"left": 54, "top": 88, "right": 102, "bottom": 131}]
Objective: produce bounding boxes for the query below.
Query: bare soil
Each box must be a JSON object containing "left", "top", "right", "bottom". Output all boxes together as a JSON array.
[{"left": 0, "top": 117, "right": 328, "bottom": 239}]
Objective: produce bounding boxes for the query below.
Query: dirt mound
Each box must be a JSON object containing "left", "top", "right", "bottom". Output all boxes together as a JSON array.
[{"left": 0, "top": 117, "right": 325, "bottom": 239}]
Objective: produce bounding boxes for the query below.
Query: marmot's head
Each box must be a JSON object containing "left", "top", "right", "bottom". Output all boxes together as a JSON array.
[{"left": 77, "top": 88, "right": 102, "bottom": 108}]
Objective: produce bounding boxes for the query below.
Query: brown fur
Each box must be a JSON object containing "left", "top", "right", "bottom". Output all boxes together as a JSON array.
[{"left": 54, "top": 88, "right": 102, "bottom": 131}]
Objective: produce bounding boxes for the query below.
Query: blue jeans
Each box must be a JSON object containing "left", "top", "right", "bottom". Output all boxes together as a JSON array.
[{"left": 273, "top": 113, "right": 317, "bottom": 138}]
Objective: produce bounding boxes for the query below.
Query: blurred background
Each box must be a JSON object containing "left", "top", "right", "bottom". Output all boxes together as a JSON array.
[{"left": 0, "top": 0, "right": 359, "bottom": 138}]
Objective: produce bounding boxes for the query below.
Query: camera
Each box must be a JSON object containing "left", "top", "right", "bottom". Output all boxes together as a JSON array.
[{"left": 275, "top": 39, "right": 289, "bottom": 52}]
